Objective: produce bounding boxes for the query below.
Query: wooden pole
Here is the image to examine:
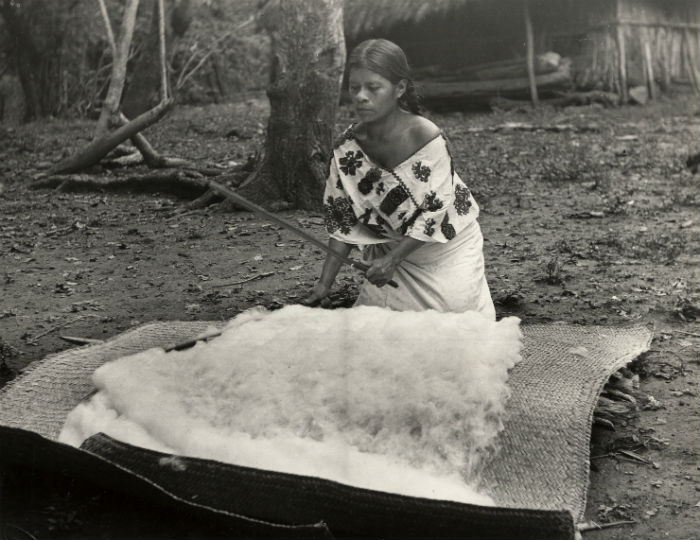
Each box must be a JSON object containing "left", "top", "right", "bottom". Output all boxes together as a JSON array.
[
  {"left": 523, "top": 0, "right": 539, "bottom": 106},
  {"left": 662, "top": 29, "right": 672, "bottom": 90},
  {"left": 615, "top": 0, "right": 628, "bottom": 102},
  {"left": 642, "top": 31, "right": 657, "bottom": 99}
]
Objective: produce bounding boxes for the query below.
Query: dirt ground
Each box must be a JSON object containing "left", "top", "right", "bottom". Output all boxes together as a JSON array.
[{"left": 1, "top": 91, "right": 699, "bottom": 539}]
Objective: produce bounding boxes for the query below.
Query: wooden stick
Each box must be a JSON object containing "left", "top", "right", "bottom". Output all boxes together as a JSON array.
[
  {"left": 578, "top": 520, "right": 636, "bottom": 532},
  {"left": 523, "top": 0, "right": 539, "bottom": 107},
  {"left": 207, "top": 181, "right": 399, "bottom": 288},
  {"left": 671, "top": 329, "right": 700, "bottom": 338},
  {"left": 209, "top": 272, "right": 275, "bottom": 288},
  {"left": 27, "top": 316, "right": 89, "bottom": 345},
  {"left": 642, "top": 31, "right": 657, "bottom": 99},
  {"left": 59, "top": 335, "right": 105, "bottom": 346}
]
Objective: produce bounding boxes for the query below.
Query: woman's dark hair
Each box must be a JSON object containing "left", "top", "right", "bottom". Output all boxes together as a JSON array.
[{"left": 347, "top": 39, "right": 422, "bottom": 115}]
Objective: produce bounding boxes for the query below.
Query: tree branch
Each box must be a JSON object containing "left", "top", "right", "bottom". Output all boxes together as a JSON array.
[
  {"left": 97, "top": 0, "right": 117, "bottom": 56},
  {"left": 94, "top": 0, "right": 140, "bottom": 139},
  {"left": 158, "top": 0, "right": 169, "bottom": 100},
  {"left": 47, "top": 98, "right": 174, "bottom": 176}
]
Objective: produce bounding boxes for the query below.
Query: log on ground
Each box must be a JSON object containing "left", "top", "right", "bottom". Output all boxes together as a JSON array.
[
  {"left": 31, "top": 170, "right": 211, "bottom": 199},
  {"left": 418, "top": 59, "right": 572, "bottom": 105}
]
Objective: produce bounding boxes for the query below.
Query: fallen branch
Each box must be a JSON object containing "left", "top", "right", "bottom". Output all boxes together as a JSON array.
[
  {"left": 27, "top": 315, "right": 91, "bottom": 345},
  {"left": 103, "top": 114, "right": 222, "bottom": 175},
  {"left": 31, "top": 170, "right": 210, "bottom": 199},
  {"left": 103, "top": 150, "right": 144, "bottom": 167},
  {"left": 46, "top": 98, "right": 174, "bottom": 176},
  {"left": 59, "top": 335, "right": 105, "bottom": 346},
  {"left": 578, "top": 520, "right": 636, "bottom": 533},
  {"left": 209, "top": 271, "right": 275, "bottom": 288},
  {"left": 671, "top": 329, "right": 700, "bottom": 338}
]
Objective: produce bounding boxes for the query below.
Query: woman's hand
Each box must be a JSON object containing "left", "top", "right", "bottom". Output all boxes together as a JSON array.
[
  {"left": 300, "top": 282, "right": 332, "bottom": 308},
  {"left": 365, "top": 255, "right": 398, "bottom": 288}
]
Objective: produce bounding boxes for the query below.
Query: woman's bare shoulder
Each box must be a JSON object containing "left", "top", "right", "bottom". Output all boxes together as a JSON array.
[{"left": 406, "top": 115, "right": 442, "bottom": 149}]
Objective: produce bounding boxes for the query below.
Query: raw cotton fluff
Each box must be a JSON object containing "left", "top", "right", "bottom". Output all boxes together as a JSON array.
[{"left": 60, "top": 306, "right": 522, "bottom": 505}]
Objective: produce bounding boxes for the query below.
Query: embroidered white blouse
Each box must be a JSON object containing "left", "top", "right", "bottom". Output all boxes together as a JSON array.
[{"left": 323, "top": 125, "right": 479, "bottom": 245}]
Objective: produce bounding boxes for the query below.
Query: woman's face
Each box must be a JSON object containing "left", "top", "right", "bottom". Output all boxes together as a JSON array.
[{"left": 348, "top": 67, "right": 405, "bottom": 122}]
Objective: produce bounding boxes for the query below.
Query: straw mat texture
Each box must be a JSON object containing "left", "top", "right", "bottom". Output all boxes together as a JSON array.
[{"left": 0, "top": 320, "right": 652, "bottom": 537}]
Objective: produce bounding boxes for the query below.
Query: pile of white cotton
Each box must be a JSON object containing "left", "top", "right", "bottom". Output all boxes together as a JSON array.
[{"left": 60, "top": 305, "right": 522, "bottom": 506}]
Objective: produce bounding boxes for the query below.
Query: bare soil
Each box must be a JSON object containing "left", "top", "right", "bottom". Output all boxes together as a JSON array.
[{"left": 1, "top": 92, "right": 699, "bottom": 539}]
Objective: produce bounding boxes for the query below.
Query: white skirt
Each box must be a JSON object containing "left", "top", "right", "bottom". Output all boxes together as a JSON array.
[{"left": 355, "top": 220, "right": 496, "bottom": 318}]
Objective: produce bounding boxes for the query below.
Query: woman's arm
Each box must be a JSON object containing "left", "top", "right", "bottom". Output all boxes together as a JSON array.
[
  {"left": 301, "top": 238, "right": 353, "bottom": 306},
  {"left": 365, "top": 236, "right": 425, "bottom": 287}
]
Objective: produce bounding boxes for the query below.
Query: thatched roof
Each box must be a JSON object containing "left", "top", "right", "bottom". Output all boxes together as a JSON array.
[{"left": 344, "top": 0, "right": 477, "bottom": 40}]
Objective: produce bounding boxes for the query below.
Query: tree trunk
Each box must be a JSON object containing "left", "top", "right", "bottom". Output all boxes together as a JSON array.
[
  {"left": 94, "top": 0, "right": 141, "bottom": 138},
  {"left": 238, "top": 0, "right": 345, "bottom": 210},
  {"left": 0, "top": 0, "right": 65, "bottom": 121}
]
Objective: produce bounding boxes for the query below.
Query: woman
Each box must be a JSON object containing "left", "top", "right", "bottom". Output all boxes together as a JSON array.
[{"left": 304, "top": 39, "right": 495, "bottom": 319}]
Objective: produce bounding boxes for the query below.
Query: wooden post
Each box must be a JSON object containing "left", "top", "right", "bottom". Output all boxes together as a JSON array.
[
  {"left": 683, "top": 29, "right": 700, "bottom": 93},
  {"left": 523, "top": 0, "right": 539, "bottom": 106},
  {"left": 614, "top": 0, "right": 628, "bottom": 102},
  {"left": 642, "top": 32, "right": 657, "bottom": 99},
  {"left": 662, "top": 29, "right": 672, "bottom": 90}
]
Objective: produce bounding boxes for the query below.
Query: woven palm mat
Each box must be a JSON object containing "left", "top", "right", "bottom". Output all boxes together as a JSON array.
[{"left": 0, "top": 321, "right": 652, "bottom": 536}]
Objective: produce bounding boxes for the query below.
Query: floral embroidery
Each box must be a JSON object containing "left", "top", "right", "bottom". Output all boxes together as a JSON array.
[
  {"left": 375, "top": 181, "right": 385, "bottom": 195},
  {"left": 454, "top": 184, "right": 472, "bottom": 215},
  {"left": 423, "top": 218, "right": 436, "bottom": 237},
  {"left": 412, "top": 161, "right": 431, "bottom": 182},
  {"left": 399, "top": 209, "right": 422, "bottom": 235},
  {"left": 324, "top": 195, "right": 358, "bottom": 235},
  {"left": 440, "top": 214, "right": 456, "bottom": 240},
  {"left": 358, "top": 167, "right": 382, "bottom": 195},
  {"left": 379, "top": 185, "right": 410, "bottom": 216},
  {"left": 339, "top": 150, "right": 363, "bottom": 176},
  {"left": 422, "top": 191, "right": 444, "bottom": 212}
]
